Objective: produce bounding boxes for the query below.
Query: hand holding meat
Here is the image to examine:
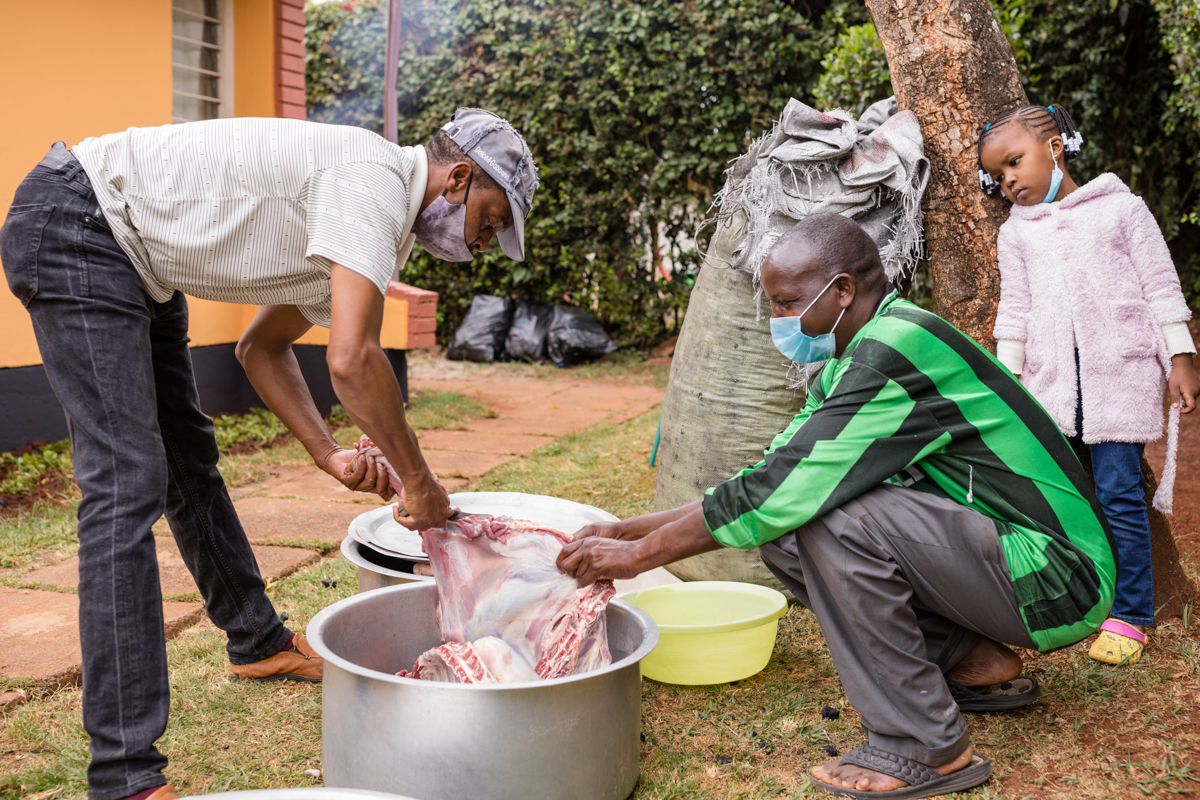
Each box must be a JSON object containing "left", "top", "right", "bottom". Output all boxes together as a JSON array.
[
  {"left": 571, "top": 520, "right": 625, "bottom": 541},
  {"left": 557, "top": 536, "right": 647, "bottom": 585},
  {"left": 322, "top": 447, "right": 394, "bottom": 499},
  {"left": 394, "top": 476, "right": 452, "bottom": 531}
]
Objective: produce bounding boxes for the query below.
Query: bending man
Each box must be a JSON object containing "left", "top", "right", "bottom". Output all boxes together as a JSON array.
[
  {"left": 0, "top": 108, "right": 537, "bottom": 800},
  {"left": 558, "top": 214, "right": 1115, "bottom": 799}
]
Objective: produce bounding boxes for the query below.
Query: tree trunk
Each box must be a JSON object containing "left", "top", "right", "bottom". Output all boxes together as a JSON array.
[
  {"left": 865, "top": 0, "right": 1024, "bottom": 347},
  {"left": 866, "top": 0, "right": 1198, "bottom": 618}
]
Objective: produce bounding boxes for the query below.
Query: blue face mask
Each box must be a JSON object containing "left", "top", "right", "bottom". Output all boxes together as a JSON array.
[
  {"left": 1043, "top": 141, "right": 1063, "bottom": 204},
  {"left": 769, "top": 275, "right": 846, "bottom": 364}
]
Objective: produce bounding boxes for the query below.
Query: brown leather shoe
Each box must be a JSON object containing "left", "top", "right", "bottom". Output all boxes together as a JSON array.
[
  {"left": 229, "top": 633, "right": 323, "bottom": 682},
  {"left": 146, "top": 786, "right": 180, "bottom": 800}
]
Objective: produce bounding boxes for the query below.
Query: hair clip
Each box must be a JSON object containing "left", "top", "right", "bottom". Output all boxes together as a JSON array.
[
  {"left": 1063, "top": 130, "right": 1084, "bottom": 155},
  {"left": 985, "top": 123, "right": 992, "bottom": 131},
  {"left": 978, "top": 168, "right": 1000, "bottom": 194}
]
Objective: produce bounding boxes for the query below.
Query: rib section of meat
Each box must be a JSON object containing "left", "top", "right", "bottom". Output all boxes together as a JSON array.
[{"left": 399, "top": 514, "right": 616, "bottom": 684}]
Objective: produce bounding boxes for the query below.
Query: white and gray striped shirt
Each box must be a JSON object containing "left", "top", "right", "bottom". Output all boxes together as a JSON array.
[{"left": 72, "top": 117, "right": 428, "bottom": 327}]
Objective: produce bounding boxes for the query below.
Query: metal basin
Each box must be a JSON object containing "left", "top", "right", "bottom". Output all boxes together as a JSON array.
[
  {"left": 340, "top": 534, "right": 432, "bottom": 592},
  {"left": 308, "top": 582, "right": 659, "bottom": 800}
]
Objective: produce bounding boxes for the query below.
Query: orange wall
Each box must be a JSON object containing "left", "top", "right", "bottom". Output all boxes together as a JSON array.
[{"left": 0, "top": 0, "right": 283, "bottom": 368}]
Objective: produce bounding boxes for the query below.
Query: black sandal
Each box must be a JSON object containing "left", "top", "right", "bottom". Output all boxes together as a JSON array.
[
  {"left": 948, "top": 675, "right": 1039, "bottom": 712},
  {"left": 809, "top": 743, "right": 992, "bottom": 798}
]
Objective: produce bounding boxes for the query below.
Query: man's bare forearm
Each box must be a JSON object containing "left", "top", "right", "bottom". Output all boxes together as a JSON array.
[
  {"left": 630, "top": 507, "right": 721, "bottom": 571},
  {"left": 240, "top": 342, "right": 339, "bottom": 464},
  {"left": 328, "top": 343, "right": 429, "bottom": 485},
  {"left": 615, "top": 500, "right": 703, "bottom": 540}
]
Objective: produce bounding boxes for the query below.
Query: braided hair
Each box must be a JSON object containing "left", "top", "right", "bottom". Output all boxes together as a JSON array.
[{"left": 976, "top": 104, "right": 1082, "bottom": 196}]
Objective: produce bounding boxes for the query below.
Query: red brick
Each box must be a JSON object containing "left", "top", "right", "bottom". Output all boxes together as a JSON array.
[
  {"left": 281, "top": 0, "right": 305, "bottom": 8},
  {"left": 408, "top": 316, "right": 437, "bottom": 334},
  {"left": 280, "top": 68, "right": 305, "bottom": 89},
  {"left": 407, "top": 332, "right": 437, "bottom": 350},
  {"left": 280, "top": 4, "right": 306, "bottom": 25},
  {"left": 280, "top": 86, "right": 306, "bottom": 106},
  {"left": 280, "top": 37, "right": 305, "bottom": 57},
  {"left": 387, "top": 282, "right": 438, "bottom": 320},
  {"left": 280, "top": 103, "right": 307, "bottom": 121},
  {"left": 282, "top": 53, "right": 305, "bottom": 74},
  {"left": 387, "top": 281, "right": 438, "bottom": 301},
  {"left": 281, "top": 20, "right": 305, "bottom": 42}
]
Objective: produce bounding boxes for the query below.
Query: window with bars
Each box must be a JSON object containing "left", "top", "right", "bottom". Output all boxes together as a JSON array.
[{"left": 172, "top": 0, "right": 232, "bottom": 123}]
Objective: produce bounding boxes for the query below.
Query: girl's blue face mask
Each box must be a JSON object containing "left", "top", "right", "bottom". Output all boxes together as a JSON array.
[
  {"left": 1043, "top": 140, "right": 1063, "bottom": 204},
  {"left": 769, "top": 274, "right": 846, "bottom": 364}
]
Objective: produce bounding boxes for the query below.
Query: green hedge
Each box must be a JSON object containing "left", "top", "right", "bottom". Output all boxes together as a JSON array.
[{"left": 306, "top": 0, "right": 870, "bottom": 347}]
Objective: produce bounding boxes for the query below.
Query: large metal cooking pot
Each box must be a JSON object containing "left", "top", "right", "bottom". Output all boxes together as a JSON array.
[{"left": 308, "top": 582, "right": 659, "bottom": 800}]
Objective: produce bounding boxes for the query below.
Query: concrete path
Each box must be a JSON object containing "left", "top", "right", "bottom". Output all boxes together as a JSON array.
[{"left": 0, "top": 371, "right": 672, "bottom": 698}]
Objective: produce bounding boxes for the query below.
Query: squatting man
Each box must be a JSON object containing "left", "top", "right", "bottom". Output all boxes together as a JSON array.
[
  {"left": 558, "top": 213, "right": 1117, "bottom": 799},
  {"left": 0, "top": 108, "right": 537, "bottom": 800}
]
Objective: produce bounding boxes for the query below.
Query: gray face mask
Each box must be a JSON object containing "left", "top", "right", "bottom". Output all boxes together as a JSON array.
[{"left": 413, "top": 182, "right": 474, "bottom": 262}]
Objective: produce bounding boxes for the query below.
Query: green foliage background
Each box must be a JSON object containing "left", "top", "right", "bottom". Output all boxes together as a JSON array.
[
  {"left": 306, "top": 0, "right": 871, "bottom": 347},
  {"left": 307, "top": 0, "right": 1200, "bottom": 343},
  {"left": 807, "top": 0, "right": 1200, "bottom": 306}
]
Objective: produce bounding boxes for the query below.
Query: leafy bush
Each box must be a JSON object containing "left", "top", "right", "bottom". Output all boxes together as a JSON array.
[
  {"left": 0, "top": 441, "right": 74, "bottom": 496},
  {"left": 813, "top": 24, "right": 892, "bottom": 115},
  {"left": 306, "top": 0, "right": 870, "bottom": 347},
  {"left": 212, "top": 408, "right": 291, "bottom": 452}
]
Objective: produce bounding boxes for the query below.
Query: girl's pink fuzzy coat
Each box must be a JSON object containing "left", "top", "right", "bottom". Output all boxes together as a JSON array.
[{"left": 993, "top": 173, "right": 1190, "bottom": 510}]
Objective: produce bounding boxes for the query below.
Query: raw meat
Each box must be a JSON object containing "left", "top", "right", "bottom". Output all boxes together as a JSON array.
[
  {"left": 350, "top": 434, "right": 404, "bottom": 496},
  {"left": 399, "top": 514, "right": 616, "bottom": 684}
]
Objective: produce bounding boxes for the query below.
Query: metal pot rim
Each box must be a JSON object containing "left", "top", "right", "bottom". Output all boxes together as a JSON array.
[
  {"left": 340, "top": 534, "right": 434, "bottom": 582},
  {"left": 308, "top": 582, "right": 659, "bottom": 691}
]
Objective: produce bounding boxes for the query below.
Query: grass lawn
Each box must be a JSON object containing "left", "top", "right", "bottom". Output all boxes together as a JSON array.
[{"left": 2, "top": 367, "right": 1199, "bottom": 798}]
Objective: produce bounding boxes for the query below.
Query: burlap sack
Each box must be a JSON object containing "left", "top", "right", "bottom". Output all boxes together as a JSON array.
[{"left": 652, "top": 213, "right": 802, "bottom": 592}]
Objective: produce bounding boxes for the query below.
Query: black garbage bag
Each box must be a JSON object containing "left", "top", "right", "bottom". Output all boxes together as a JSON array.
[
  {"left": 545, "top": 305, "right": 617, "bottom": 368},
  {"left": 504, "top": 298, "right": 553, "bottom": 361},
  {"left": 446, "top": 295, "right": 514, "bottom": 362}
]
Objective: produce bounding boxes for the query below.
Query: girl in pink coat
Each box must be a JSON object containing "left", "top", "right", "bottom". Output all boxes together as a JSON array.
[{"left": 978, "top": 104, "right": 1200, "bottom": 665}]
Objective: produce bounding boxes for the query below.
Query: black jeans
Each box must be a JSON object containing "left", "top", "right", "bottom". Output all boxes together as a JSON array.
[{"left": 0, "top": 144, "right": 290, "bottom": 800}]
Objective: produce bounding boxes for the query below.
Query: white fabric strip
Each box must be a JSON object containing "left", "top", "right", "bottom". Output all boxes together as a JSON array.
[
  {"left": 996, "top": 339, "right": 1026, "bottom": 375},
  {"left": 1162, "top": 321, "right": 1197, "bottom": 356}
]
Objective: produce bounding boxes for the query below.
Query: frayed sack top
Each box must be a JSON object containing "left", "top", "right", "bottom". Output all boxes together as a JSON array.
[{"left": 992, "top": 173, "right": 1195, "bottom": 514}]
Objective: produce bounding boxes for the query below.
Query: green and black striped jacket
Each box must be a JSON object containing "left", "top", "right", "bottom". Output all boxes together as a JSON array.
[{"left": 702, "top": 294, "right": 1117, "bottom": 652}]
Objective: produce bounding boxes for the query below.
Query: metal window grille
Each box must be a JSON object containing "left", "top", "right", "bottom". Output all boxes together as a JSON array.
[{"left": 172, "top": 0, "right": 232, "bottom": 123}]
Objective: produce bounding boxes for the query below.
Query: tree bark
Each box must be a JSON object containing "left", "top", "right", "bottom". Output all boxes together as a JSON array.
[
  {"left": 866, "top": 0, "right": 1198, "bottom": 618},
  {"left": 865, "top": 0, "right": 1024, "bottom": 347}
]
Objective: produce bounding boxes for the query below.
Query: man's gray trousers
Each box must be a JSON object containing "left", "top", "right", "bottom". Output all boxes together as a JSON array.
[{"left": 759, "top": 483, "right": 1036, "bottom": 765}]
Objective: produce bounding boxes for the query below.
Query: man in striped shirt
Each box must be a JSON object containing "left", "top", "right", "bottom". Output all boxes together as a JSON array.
[
  {"left": 0, "top": 109, "right": 536, "bottom": 800},
  {"left": 559, "top": 214, "right": 1116, "bottom": 798}
]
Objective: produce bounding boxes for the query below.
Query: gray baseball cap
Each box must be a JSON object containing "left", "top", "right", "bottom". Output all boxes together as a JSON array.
[{"left": 442, "top": 107, "right": 539, "bottom": 262}]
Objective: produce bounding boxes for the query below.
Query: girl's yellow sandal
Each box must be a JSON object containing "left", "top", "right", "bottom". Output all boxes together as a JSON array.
[{"left": 1087, "top": 618, "right": 1146, "bottom": 665}]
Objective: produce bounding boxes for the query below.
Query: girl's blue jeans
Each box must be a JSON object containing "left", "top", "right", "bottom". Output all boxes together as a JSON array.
[{"left": 1069, "top": 355, "right": 1155, "bottom": 626}]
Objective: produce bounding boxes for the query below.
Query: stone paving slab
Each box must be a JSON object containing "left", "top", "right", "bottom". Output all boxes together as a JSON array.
[
  {"left": 24, "top": 539, "right": 319, "bottom": 597},
  {"left": 458, "top": 417, "right": 604, "bottom": 438},
  {"left": 424, "top": 450, "right": 516, "bottom": 479},
  {"left": 233, "top": 496, "right": 377, "bottom": 544},
  {"left": 0, "top": 588, "right": 201, "bottom": 684},
  {"left": 416, "top": 430, "right": 554, "bottom": 455},
  {"left": 236, "top": 464, "right": 381, "bottom": 505}
]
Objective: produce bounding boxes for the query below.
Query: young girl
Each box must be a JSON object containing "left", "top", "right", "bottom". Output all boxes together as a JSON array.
[{"left": 978, "top": 104, "right": 1200, "bottom": 664}]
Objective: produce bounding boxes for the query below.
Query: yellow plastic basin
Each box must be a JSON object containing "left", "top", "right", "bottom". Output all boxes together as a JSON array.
[{"left": 619, "top": 581, "right": 788, "bottom": 685}]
